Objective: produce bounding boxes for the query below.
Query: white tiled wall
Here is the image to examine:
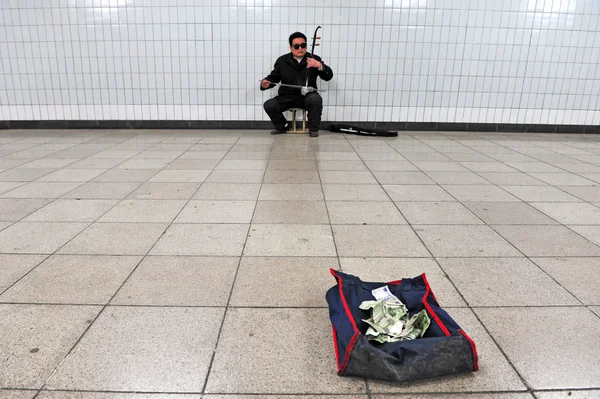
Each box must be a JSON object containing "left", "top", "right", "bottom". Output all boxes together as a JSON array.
[{"left": 0, "top": 0, "right": 599, "bottom": 125}]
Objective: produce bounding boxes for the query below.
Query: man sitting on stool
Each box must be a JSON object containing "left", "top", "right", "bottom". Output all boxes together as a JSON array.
[{"left": 260, "top": 31, "right": 334, "bottom": 137}]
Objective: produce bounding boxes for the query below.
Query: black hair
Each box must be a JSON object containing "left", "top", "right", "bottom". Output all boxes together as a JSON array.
[{"left": 289, "top": 32, "right": 307, "bottom": 46}]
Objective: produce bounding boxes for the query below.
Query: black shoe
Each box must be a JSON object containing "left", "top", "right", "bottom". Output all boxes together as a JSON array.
[
  {"left": 270, "top": 129, "right": 287, "bottom": 135},
  {"left": 309, "top": 130, "right": 319, "bottom": 137}
]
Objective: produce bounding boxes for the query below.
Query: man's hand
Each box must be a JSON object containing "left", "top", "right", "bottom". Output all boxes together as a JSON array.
[
  {"left": 307, "top": 58, "right": 322, "bottom": 69},
  {"left": 261, "top": 79, "right": 271, "bottom": 89}
]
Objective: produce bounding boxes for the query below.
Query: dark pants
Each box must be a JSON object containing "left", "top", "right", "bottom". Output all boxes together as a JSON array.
[{"left": 263, "top": 93, "right": 323, "bottom": 132}]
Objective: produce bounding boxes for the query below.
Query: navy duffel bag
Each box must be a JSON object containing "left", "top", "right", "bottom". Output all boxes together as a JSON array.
[{"left": 326, "top": 269, "right": 478, "bottom": 382}]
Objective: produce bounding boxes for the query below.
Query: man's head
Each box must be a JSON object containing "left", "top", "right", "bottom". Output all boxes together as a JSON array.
[{"left": 289, "top": 32, "right": 307, "bottom": 58}]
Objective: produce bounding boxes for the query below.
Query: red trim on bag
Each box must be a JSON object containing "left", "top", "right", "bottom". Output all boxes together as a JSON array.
[
  {"left": 339, "top": 332, "right": 360, "bottom": 374},
  {"left": 458, "top": 329, "right": 479, "bottom": 371},
  {"left": 387, "top": 279, "right": 402, "bottom": 285},
  {"left": 330, "top": 268, "right": 360, "bottom": 374},
  {"left": 421, "top": 273, "right": 440, "bottom": 304},
  {"left": 421, "top": 273, "right": 451, "bottom": 336},
  {"left": 331, "top": 269, "right": 358, "bottom": 332},
  {"left": 331, "top": 325, "right": 340, "bottom": 368}
]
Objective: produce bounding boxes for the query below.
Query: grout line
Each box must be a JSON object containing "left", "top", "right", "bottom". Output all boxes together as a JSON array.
[{"left": 199, "top": 135, "right": 272, "bottom": 394}]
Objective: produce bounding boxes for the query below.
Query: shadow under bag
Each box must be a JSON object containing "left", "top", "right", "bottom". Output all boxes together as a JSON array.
[{"left": 326, "top": 269, "right": 478, "bottom": 382}]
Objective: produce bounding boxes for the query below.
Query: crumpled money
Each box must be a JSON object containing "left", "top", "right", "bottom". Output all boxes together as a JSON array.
[{"left": 360, "top": 293, "right": 431, "bottom": 344}]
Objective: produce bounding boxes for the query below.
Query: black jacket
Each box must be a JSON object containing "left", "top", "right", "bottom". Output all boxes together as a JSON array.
[{"left": 260, "top": 52, "right": 334, "bottom": 102}]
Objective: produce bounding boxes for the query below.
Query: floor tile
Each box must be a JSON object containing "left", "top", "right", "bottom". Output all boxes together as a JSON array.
[
  {"left": 252, "top": 200, "right": 328, "bottom": 224},
  {"left": 505, "top": 162, "right": 565, "bottom": 173},
  {"left": 340, "top": 257, "right": 466, "bottom": 307},
  {"left": 568, "top": 225, "right": 600, "bottom": 247},
  {"left": 259, "top": 184, "right": 324, "bottom": 200},
  {"left": 148, "top": 170, "right": 211, "bottom": 183},
  {"left": 206, "top": 169, "right": 264, "bottom": 183},
  {"left": 368, "top": 308, "right": 525, "bottom": 393},
  {"left": 216, "top": 160, "right": 268, "bottom": 170},
  {"left": 1, "top": 182, "right": 83, "bottom": 199},
  {"left": 267, "top": 159, "right": 317, "bottom": 170},
  {"left": 269, "top": 151, "right": 315, "bottom": 161},
  {"left": 204, "top": 396, "right": 366, "bottom": 399},
  {"left": 476, "top": 172, "right": 547, "bottom": 186},
  {"left": 320, "top": 170, "right": 378, "bottom": 184},
  {"left": 205, "top": 308, "right": 365, "bottom": 394},
  {"left": 327, "top": 201, "right": 406, "bottom": 224},
  {"left": 556, "top": 185, "right": 600, "bottom": 202},
  {"left": 98, "top": 200, "right": 186, "bottom": 223},
  {"left": 534, "top": 391, "right": 600, "bottom": 399},
  {"left": 175, "top": 200, "right": 255, "bottom": 223},
  {"left": 19, "top": 158, "right": 78, "bottom": 169},
  {"left": 244, "top": 224, "right": 335, "bottom": 256},
  {"left": 165, "top": 159, "right": 220, "bottom": 170},
  {"left": 0, "top": 255, "right": 140, "bottom": 305},
  {"left": 397, "top": 202, "right": 481, "bottom": 224},
  {"left": 372, "top": 171, "right": 435, "bottom": 184},
  {"left": 194, "top": 183, "right": 261, "bottom": 200},
  {"left": 0, "top": 181, "right": 27, "bottom": 195},
  {"left": 314, "top": 151, "right": 361, "bottom": 160},
  {"left": 317, "top": 160, "right": 367, "bottom": 171},
  {"left": 458, "top": 161, "right": 518, "bottom": 172},
  {"left": 46, "top": 307, "right": 224, "bottom": 392},
  {"left": 416, "top": 225, "right": 521, "bottom": 257},
  {"left": 493, "top": 225, "right": 600, "bottom": 256},
  {"left": 383, "top": 184, "right": 455, "bottom": 201},
  {"left": 529, "top": 173, "right": 595, "bottom": 186},
  {"left": 442, "top": 185, "right": 520, "bottom": 202},
  {"left": 439, "top": 257, "right": 578, "bottom": 306},
  {"left": 263, "top": 169, "right": 320, "bottom": 184},
  {"left": 0, "top": 222, "right": 89, "bottom": 254},
  {"left": 23, "top": 199, "right": 117, "bottom": 222},
  {"left": 532, "top": 257, "right": 600, "bottom": 305},
  {"left": 0, "top": 199, "right": 51, "bottom": 222},
  {"left": 500, "top": 185, "right": 582, "bottom": 202},
  {"left": 530, "top": 202, "right": 600, "bottom": 225},
  {"left": 126, "top": 182, "right": 201, "bottom": 200},
  {"left": 0, "top": 390, "right": 38, "bottom": 398},
  {"left": 372, "top": 395, "right": 531, "bottom": 399},
  {"left": 322, "top": 184, "right": 389, "bottom": 201},
  {"left": 409, "top": 161, "right": 467, "bottom": 172},
  {"left": 114, "top": 159, "right": 170, "bottom": 170},
  {"left": 111, "top": 256, "right": 238, "bottom": 306},
  {"left": 230, "top": 257, "right": 337, "bottom": 307},
  {"left": 0, "top": 168, "right": 56, "bottom": 182},
  {"left": 0, "top": 255, "right": 47, "bottom": 293},
  {"left": 36, "top": 169, "right": 106, "bottom": 182},
  {"left": 463, "top": 202, "right": 558, "bottom": 225},
  {"left": 363, "top": 160, "right": 418, "bottom": 171},
  {"left": 62, "top": 182, "right": 141, "bottom": 199},
  {"left": 58, "top": 223, "right": 167, "bottom": 255},
  {"left": 66, "top": 158, "right": 124, "bottom": 169},
  {"left": 0, "top": 304, "right": 101, "bottom": 389},
  {"left": 150, "top": 224, "right": 248, "bottom": 256},
  {"left": 131, "top": 151, "right": 183, "bottom": 161},
  {"left": 333, "top": 225, "right": 429, "bottom": 257},
  {"left": 475, "top": 307, "right": 600, "bottom": 389},
  {"left": 426, "top": 171, "right": 490, "bottom": 185},
  {"left": 88, "top": 150, "right": 142, "bottom": 159},
  {"left": 178, "top": 150, "right": 227, "bottom": 160},
  {"left": 92, "top": 169, "right": 158, "bottom": 183}
]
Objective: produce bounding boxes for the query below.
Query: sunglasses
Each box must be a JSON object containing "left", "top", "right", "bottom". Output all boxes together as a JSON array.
[{"left": 292, "top": 42, "right": 307, "bottom": 49}]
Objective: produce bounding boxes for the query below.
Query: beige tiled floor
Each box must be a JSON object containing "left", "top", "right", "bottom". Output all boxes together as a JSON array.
[{"left": 1, "top": 129, "right": 600, "bottom": 398}]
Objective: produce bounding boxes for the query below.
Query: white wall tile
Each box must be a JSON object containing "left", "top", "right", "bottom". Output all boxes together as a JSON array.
[{"left": 0, "top": 0, "right": 597, "bottom": 125}]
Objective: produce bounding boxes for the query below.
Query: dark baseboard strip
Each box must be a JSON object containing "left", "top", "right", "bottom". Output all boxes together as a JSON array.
[{"left": 1, "top": 120, "right": 598, "bottom": 133}]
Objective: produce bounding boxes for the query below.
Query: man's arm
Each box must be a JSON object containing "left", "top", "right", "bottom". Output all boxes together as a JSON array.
[
  {"left": 260, "top": 59, "right": 282, "bottom": 90},
  {"left": 308, "top": 54, "right": 333, "bottom": 81}
]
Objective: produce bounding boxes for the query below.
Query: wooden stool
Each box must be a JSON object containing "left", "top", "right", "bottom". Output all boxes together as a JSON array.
[{"left": 288, "top": 108, "right": 308, "bottom": 133}]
